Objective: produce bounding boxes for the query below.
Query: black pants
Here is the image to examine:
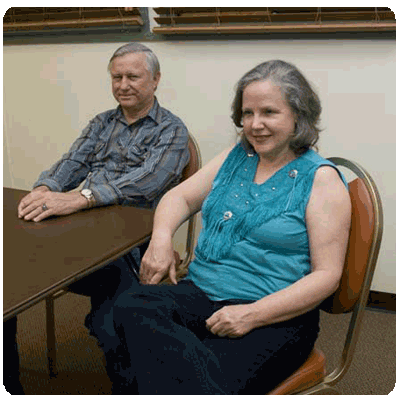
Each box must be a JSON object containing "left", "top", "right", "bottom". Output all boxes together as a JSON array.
[
  {"left": 68, "top": 241, "right": 149, "bottom": 315},
  {"left": 93, "top": 280, "right": 320, "bottom": 395},
  {"left": 3, "top": 317, "right": 24, "bottom": 394}
]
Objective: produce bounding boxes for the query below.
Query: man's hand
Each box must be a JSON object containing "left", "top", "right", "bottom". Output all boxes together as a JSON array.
[
  {"left": 140, "top": 235, "right": 177, "bottom": 285},
  {"left": 18, "top": 189, "right": 88, "bottom": 222},
  {"left": 205, "top": 304, "right": 258, "bottom": 338}
]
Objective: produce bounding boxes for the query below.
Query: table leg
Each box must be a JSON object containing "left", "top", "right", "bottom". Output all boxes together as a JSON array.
[{"left": 45, "top": 297, "right": 58, "bottom": 378}]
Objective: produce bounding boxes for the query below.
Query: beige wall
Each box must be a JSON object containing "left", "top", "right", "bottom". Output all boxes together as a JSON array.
[{"left": 3, "top": 39, "right": 395, "bottom": 293}]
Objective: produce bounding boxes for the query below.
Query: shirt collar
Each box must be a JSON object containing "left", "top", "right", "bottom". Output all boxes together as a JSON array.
[{"left": 148, "top": 97, "right": 161, "bottom": 124}]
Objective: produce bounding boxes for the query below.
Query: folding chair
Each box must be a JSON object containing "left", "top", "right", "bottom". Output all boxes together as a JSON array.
[{"left": 269, "top": 157, "right": 384, "bottom": 395}]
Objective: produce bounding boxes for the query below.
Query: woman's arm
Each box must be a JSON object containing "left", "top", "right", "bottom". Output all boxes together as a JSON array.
[
  {"left": 140, "top": 145, "right": 234, "bottom": 285},
  {"left": 206, "top": 166, "right": 352, "bottom": 338}
]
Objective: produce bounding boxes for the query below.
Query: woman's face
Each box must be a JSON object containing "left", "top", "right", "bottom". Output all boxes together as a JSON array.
[{"left": 242, "top": 79, "right": 296, "bottom": 161}]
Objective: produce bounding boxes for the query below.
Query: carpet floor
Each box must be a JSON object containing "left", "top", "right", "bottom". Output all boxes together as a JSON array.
[{"left": 13, "top": 292, "right": 396, "bottom": 395}]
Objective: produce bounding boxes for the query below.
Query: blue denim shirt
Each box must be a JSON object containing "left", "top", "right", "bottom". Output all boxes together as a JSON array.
[{"left": 34, "top": 98, "right": 190, "bottom": 209}]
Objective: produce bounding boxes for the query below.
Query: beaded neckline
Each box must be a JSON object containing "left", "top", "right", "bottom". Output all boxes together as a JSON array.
[{"left": 195, "top": 142, "right": 313, "bottom": 262}]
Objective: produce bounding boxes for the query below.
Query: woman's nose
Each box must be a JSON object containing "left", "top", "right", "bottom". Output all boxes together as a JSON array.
[{"left": 251, "top": 114, "right": 264, "bottom": 129}]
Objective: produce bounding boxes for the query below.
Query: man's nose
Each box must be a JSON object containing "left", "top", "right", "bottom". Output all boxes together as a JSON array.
[{"left": 120, "top": 76, "right": 130, "bottom": 90}]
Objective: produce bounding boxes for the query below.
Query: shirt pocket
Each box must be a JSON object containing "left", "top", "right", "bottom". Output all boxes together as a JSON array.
[{"left": 125, "top": 144, "right": 149, "bottom": 167}]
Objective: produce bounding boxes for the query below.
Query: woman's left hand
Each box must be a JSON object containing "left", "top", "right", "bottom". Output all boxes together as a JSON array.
[{"left": 205, "top": 304, "right": 258, "bottom": 338}]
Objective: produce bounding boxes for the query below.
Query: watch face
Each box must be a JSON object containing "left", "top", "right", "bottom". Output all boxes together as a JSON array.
[{"left": 82, "top": 189, "right": 92, "bottom": 197}]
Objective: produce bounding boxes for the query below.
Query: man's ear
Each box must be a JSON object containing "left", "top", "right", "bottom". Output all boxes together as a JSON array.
[{"left": 153, "top": 72, "right": 161, "bottom": 91}]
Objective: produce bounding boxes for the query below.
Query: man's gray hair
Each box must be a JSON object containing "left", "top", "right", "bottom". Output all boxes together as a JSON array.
[
  {"left": 108, "top": 43, "right": 160, "bottom": 78},
  {"left": 231, "top": 60, "right": 322, "bottom": 156}
]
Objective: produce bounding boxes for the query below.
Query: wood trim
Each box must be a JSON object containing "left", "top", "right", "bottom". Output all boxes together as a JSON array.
[
  {"left": 367, "top": 291, "right": 396, "bottom": 312},
  {"left": 154, "top": 9, "right": 395, "bottom": 25},
  {"left": 3, "top": 7, "right": 143, "bottom": 32},
  {"left": 152, "top": 7, "right": 395, "bottom": 35},
  {"left": 4, "top": 16, "right": 143, "bottom": 32},
  {"left": 153, "top": 22, "right": 395, "bottom": 35}
]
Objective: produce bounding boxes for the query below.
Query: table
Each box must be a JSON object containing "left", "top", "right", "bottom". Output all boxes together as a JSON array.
[
  {"left": 3, "top": 187, "right": 154, "bottom": 320},
  {"left": 3, "top": 187, "right": 154, "bottom": 381}
]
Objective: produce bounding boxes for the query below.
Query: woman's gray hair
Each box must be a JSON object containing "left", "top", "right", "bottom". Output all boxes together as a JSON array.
[
  {"left": 231, "top": 60, "right": 321, "bottom": 155},
  {"left": 108, "top": 42, "right": 160, "bottom": 78}
]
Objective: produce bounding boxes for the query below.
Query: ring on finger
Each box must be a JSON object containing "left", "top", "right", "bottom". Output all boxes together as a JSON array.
[{"left": 42, "top": 203, "right": 48, "bottom": 211}]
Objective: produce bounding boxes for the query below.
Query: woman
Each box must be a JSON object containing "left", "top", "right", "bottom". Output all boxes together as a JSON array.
[{"left": 93, "top": 60, "right": 351, "bottom": 394}]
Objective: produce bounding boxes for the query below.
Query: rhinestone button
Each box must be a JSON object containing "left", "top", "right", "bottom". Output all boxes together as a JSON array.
[
  {"left": 272, "top": 187, "right": 276, "bottom": 191},
  {"left": 240, "top": 183, "right": 244, "bottom": 187},
  {"left": 223, "top": 211, "right": 233, "bottom": 220},
  {"left": 247, "top": 153, "right": 254, "bottom": 157},
  {"left": 289, "top": 169, "right": 298, "bottom": 178}
]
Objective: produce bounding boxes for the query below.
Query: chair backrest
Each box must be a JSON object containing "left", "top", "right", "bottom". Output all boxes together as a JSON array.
[
  {"left": 320, "top": 158, "right": 383, "bottom": 314},
  {"left": 178, "top": 133, "right": 202, "bottom": 271},
  {"left": 181, "top": 133, "right": 202, "bottom": 182},
  {"left": 319, "top": 157, "right": 384, "bottom": 386}
]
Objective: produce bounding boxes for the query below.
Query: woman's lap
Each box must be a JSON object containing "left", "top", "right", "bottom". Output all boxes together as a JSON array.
[{"left": 95, "top": 280, "right": 320, "bottom": 395}]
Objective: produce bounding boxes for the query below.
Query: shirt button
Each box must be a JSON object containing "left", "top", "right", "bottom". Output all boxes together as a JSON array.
[
  {"left": 245, "top": 201, "right": 249, "bottom": 205},
  {"left": 240, "top": 183, "right": 244, "bottom": 187},
  {"left": 247, "top": 153, "right": 254, "bottom": 157},
  {"left": 289, "top": 169, "right": 298, "bottom": 178},
  {"left": 244, "top": 168, "right": 248, "bottom": 172},
  {"left": 223, "top": 211, "right": 233, "bottom": 220},
  {"left": 234, "top": 194, "right": 239, "bottom": 198}
]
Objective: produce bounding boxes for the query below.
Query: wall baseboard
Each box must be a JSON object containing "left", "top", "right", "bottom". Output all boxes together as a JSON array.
[{"left": 367, "top": 291, "right": 396, "bottom": 312}]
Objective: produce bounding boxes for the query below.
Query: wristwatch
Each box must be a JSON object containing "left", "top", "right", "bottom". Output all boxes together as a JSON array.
[{"left": 80, "top": 189, "right": 95, "bottom": 209}]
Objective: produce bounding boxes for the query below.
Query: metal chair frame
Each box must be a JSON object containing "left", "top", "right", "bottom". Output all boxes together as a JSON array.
[{"left": 270, "top": 157, "right": 384, "bottom": 395}]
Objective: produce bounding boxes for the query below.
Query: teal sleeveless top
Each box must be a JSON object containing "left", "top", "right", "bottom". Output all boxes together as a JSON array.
[{"left": 186, "top": 141, "right": 346, "bottom": 301}]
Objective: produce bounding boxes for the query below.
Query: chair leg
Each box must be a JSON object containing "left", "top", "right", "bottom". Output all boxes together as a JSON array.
[
  {"left": 45, "top": 297, "right": 57, "bottom": 378},
  {"left": 298, "top": 382, "right": 340, "bottom": 395}
]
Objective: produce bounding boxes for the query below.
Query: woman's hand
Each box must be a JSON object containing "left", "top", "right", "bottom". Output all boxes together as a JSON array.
[
  {"left": 140, "top": 234, "right": 177, "bottom": 285},
  {"left": 206, "top": 304, "right": 258, "bottom": 338}
]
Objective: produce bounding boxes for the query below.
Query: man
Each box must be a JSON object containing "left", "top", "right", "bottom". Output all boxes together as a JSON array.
[
  {"left": 8, "top": 43, "right": 189, "bottom": 393},
  {"left": 17, "top": 42, "right": 189, "bottom": 278},
  {"left": 18, "top": 42, "right": 189, "bottom": 221}
]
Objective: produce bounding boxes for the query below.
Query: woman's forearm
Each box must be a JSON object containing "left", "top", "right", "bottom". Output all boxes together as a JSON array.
[
  {"left": 151, "top": 188, "right": 198, "bottom": 241},
  {"left": 249, "top": 270, "right": 341, "bottom": 328}
]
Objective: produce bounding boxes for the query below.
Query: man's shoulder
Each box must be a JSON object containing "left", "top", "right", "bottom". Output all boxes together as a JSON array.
[
  {"left": 156, "top": 102, "right": 187, "bottom": 130},
  {"left": 93, "top": 107, "right": 120, "bottom": 123}
]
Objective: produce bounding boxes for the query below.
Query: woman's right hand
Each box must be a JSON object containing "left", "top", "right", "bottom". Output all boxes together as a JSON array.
[{"left": 139, "top": 235, "right": 177, "bottom": 285}]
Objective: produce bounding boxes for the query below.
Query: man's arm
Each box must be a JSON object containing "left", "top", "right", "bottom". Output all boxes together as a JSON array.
[
  {"left": 89, "top": 123, "right": 190, "bottom": 207},
  {"left": 32, "top": 117, "right": 105, "bottom": 192},
  {"left": 18, "top": 116, "right": 106, "bottom": 221}
]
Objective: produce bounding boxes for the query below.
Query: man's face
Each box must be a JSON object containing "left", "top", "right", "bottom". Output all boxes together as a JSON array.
[{"left": 110, "top": 52, "right": 160, "bottom": 116}]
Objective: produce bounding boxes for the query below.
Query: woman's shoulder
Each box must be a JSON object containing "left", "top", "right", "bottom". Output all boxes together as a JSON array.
[
  {"left": 299, "top": 149, "right": 348, "bottom": 188},
  {"left": 299, "top": 149, "right": 334, "bottom": 168}
]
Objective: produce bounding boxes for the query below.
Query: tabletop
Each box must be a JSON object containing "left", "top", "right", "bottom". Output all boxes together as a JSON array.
[{"left": 3, "top": 187, "right": 154, "bottom": 320}]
